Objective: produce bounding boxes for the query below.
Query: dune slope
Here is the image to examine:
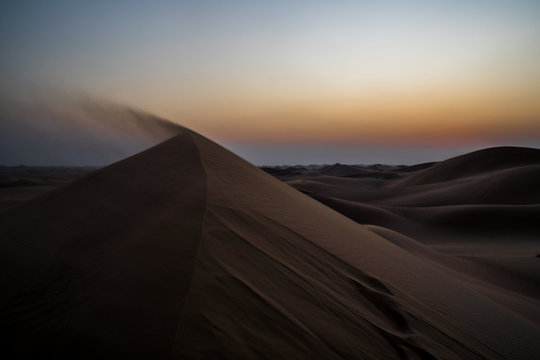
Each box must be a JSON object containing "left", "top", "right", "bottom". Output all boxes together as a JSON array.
[
  {"left": 0, "top": 130, "right": 206, "bottom": 358},
  {"left": 398, "top": 146, "right": 540, "bottom": 186},
  {"left": 1, "top": 130, "right": 540, "bottom": 359}
]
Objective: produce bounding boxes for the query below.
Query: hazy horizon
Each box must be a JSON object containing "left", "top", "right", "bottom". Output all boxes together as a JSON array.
[
  {"left": 2, "top": 1, "right": 540, "bottom": 165},
  {"left": 1, "top": 97, "right": 540, "bottom": 167}
]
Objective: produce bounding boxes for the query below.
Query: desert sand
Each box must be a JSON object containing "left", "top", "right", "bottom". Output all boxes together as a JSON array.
[
  {"left": 1, "top": 128, "right": 539, "bottom": 359},
  {"left": 0, "top": 166, "right": 96, "bottom": 212}
]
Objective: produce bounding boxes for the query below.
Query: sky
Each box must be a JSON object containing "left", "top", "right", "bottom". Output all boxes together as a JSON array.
[{"left": 1, "top": 0, "right": 540, "bottom": 165}]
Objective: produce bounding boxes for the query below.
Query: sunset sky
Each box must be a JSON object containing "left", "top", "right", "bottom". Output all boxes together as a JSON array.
[{"left": 1, "top": 0, "right": 540, "bottom": 164}]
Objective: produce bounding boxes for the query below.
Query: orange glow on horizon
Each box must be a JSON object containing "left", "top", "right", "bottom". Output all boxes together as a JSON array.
[{"left": 159, "top": 83, "right": 540, "bottom": 147}]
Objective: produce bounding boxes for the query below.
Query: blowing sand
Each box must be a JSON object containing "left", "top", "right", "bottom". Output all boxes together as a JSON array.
[{"left": 1, "top": 130, "right": 539, "bottom": 359}]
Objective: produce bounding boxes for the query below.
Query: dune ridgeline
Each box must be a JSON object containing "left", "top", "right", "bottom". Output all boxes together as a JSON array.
[{"left": 1, "top": 126, "right": 540, "bottom": 359}]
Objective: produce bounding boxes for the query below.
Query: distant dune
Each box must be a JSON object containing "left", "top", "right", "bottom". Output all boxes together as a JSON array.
[
  {"left": 273, "top": 146, "right": 540, "bottom": 305},
  {"left": 397, "top": 146, "right": 540, "bottom": 186},
  {"left": 1, "top": 129, "right": 539, "bottom": 359}
]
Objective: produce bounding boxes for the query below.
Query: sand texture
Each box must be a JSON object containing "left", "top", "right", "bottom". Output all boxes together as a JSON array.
[{"left": 1, "top": 130, "right": 539, "bottom": 359}]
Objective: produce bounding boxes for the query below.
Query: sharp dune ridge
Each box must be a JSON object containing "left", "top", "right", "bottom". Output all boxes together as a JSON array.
[{"left": 1, "top": 128, "right": 540, "bottom": 359}]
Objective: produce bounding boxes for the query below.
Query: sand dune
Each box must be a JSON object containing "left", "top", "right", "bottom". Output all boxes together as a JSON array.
[
  {"left": 271, "top": 145, "right": 540, "bottom": 326},
  {"left": 286, "top": 164, "right": 540, "bottom": 207},
  {"left": 1, "top": 131, "right": 540, "bottom": 359},
  {"left": 398, "top": 146, "right": 540, "bottom": 186},
  {"left": 314, "top": 195, "right": 540, "bottom": 238}
]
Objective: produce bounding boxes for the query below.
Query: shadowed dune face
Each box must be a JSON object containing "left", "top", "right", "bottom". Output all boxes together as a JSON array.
[
  {"left": 0, "top": 131, "right": 207, "bottom": 358},
  {"left": 1, "top": 132, "right": 540, "bottom": 359}
]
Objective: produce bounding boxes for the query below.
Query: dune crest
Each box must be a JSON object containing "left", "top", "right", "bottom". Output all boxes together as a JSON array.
[{"left": 1, "top": 129, "right": 540, "bottom": 359}]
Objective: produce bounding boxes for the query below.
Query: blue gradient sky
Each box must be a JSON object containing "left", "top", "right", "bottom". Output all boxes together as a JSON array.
[{"left": 1, "top": 0, "right": 540, "bottom": 164}]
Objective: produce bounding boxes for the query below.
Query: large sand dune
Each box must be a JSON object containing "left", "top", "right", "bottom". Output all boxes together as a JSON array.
[{"left": 1, "top": 129, "right": 539, "bottom": 359}]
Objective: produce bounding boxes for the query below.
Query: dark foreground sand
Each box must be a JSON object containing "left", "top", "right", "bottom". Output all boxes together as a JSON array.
[
  {"left": 1, "top": 128, "right": 539, "bottom": 359},
  {"left": 0, "top": 166, "right": 96, "bottom": 213}
]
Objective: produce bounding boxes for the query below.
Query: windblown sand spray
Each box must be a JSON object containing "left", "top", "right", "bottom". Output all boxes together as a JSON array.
[{"left": 0, "top": 98, "right": 184, "bottom": 165}]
